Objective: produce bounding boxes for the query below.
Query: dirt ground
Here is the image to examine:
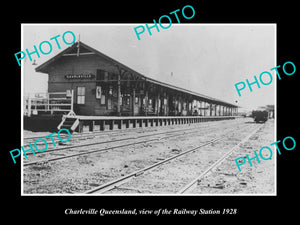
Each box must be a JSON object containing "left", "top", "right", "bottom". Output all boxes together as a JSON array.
[
  {"left": 190, "top": 119, "right": 275, "bottom": 195},
  {"left": 22, "top": 118, "right": 275, "bottom": 195}
]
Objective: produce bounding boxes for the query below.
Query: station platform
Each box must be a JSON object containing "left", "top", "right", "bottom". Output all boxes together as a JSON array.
[
  {"left": 60, "top": 115, "right": 237, "bottom": 133},
  {"left": 24, "top": 113, "right": 237, "bottom": 133}
]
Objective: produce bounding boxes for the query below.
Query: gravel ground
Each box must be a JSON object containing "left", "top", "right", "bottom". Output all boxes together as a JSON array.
[
  {"left": 107, "top": 121, "right": 268, "bottom": 194},
  {"left": 190, "top": 119, "right": 275, "bottom": 195},
  {"left": 22, "top": 118, "right": 275, "bottom": 195}
]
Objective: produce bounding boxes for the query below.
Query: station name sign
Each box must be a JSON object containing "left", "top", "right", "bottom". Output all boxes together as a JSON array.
[{"left": 65, "top": 73, "right": 95, "bottom": 80}]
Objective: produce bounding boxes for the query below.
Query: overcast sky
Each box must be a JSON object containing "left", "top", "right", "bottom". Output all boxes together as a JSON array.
[{"left": 22, "top": 24, "right": 275, "bottom": 111}]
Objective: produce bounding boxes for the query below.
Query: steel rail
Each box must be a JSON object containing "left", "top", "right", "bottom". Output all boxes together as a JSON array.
[
  {"left": 84, "top": 138, "right": 224, "bottom": 194},
  {"left": 84, "top": 123, "right": 257, "bottom": 194},
  {"left": 24, "top": 123, "right": 241, "bottom": 166},
  {"left": 85, "top": 123, "right": 262, "bottom": 194},
  {"left": 23, "top": 123, "right": 221, "bottom": 156},
  {"left": 23, "top": 125, "right": 148, "bottom": 141},
  {"left": 176, "top": 124, "right": 264, "bottom": 194}
]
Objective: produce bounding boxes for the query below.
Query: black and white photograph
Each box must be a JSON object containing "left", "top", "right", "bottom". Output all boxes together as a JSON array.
[
  {"left": 4, "top": 3, "right": 298, "bottom": 220},
  {"left": 21, "top": 24, "right": 276, "bottom": 195}
]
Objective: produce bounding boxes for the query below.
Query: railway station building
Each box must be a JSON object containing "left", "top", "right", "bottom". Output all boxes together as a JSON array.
[
  {"left": 24, "top": 41, "right": 238, "bottom": 132},
  {"left": 33, "top": 41, "right": 237, "bottom": 117}
]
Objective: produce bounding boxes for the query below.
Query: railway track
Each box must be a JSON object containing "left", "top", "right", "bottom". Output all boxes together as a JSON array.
[
  {"left": 23, "top": 119, "right": 246, "bottom": 166},
  {"left": 23, "top": 121, "right": 221, "bottom": 152},
  {"left": 84, "top": 123, "right": 264, "bottom": 194},
  {"left": 176, "top": 124, "right": 263, "bottom": 194},
  {"left": 23, "top": 118, "right": 241, "bottom": 146},
  {"left": 23, "top": 125, "right": 146, "bottom": 144}
]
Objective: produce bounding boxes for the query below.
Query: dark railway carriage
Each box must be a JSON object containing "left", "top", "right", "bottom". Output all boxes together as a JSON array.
[
  {"left": 33, "top": 41, "right": 237, "bottom": 118},
  {"left": 252, "top": 110, "right": 268, "bottom": 123}
]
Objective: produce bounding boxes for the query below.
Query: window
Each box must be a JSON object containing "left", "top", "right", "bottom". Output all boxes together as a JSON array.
[
  {"left": 96, "top": 70, "right": 109, "bottom": 81},
  {"left": 96, "top": 70, "right": 104, "bottom": 80},
  {"left": 77, "top": 87, "right": 85, "bottom": 104}
]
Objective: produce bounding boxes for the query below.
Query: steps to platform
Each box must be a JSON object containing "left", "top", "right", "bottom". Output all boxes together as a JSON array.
[
  {"left": 58, "top": 117, "right": 79, "bottom": 131},
  {"left": 57, "top": 111, "right": 79, "bottom": 132}
]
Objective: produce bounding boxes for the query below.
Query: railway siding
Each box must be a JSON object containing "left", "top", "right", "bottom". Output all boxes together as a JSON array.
[
  {"left": 23, "top": 118, "right": 274, "bottom": 194},
  {"left": 190, "top": 119, "right": 275, "bottom": 194},
  {"left": 104, "top": 123, "right": 261, "bottom": 194}
]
